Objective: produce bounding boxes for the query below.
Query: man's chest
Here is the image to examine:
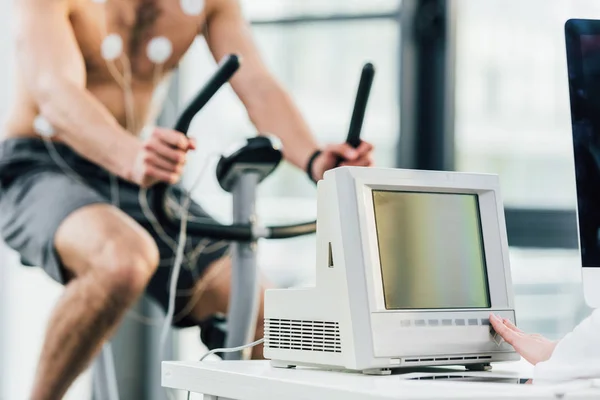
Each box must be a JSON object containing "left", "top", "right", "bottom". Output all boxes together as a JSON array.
[{"left": 69, "top": 0, "right": 206, "bottom": 82}]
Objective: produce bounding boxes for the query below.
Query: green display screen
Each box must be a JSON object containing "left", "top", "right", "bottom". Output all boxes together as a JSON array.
[{"left": 372, "top": 190, "right": 491, "bottom": 310}]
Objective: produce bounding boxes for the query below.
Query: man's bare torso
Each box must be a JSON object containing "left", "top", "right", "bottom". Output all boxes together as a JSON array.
[{"left": 4, "top": 0, "right": 207, "bottom": 139}]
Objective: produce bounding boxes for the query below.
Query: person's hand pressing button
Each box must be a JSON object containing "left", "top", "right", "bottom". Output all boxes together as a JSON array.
[{"left": 490, "top": 313, "right": 559, "bottom": 365}]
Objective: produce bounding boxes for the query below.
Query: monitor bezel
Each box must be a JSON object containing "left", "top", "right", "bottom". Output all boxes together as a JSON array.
[{"left": 349, "top": 170, "right": 512, "bottom": 314}]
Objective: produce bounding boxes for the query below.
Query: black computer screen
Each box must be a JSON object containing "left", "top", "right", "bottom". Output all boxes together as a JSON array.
[{"left": 566, "top": 19, "right": 600, "bottom": 267}]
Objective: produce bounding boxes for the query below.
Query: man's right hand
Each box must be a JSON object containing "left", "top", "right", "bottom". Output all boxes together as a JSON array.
[{"left": 130, "top": 127, "right": 196, "bottom": 188}]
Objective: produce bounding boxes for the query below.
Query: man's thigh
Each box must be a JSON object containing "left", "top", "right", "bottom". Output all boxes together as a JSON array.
[
  {"left": 119, "top": 183, "right": 231, "bottom": 326},
  {"left": 0, "top": 168, "right": 108, "bottom": 283},
  {"left": 143, "top": 222, "right": 232, "bottom": 327},
  {"left": 55, "top": 203, "right": 160, "bottom": 280}
]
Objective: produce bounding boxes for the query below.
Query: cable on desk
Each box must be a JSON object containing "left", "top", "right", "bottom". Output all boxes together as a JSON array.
[
  {"left": 201, "top": 337, "right": 265, "bottom": 361},
  {"left": 187, "top": 338, "right": 266, "bottom": 400}
]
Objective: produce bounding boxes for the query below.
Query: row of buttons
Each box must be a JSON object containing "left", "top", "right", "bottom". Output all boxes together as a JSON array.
[{"left": 399, "top": 318, "right": 491, "bottom": 328}]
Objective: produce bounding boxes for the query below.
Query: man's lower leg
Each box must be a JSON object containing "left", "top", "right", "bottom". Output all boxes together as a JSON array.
[
  {"left": 30, "top": 269, "right": 144, "bottom": 400},
  {"left": 184, "top": 257, "right": 269, "bottom": 360}
]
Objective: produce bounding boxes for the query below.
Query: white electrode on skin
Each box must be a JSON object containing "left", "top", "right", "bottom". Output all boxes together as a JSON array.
[
  {"left": 140, "top": 125, "right": 155, "bottom": 139},
  {"left": 33, "top": 115, "right": 56, "bottom": 138},
  {"left": 147, "top": 36, "right": 173, "bottom": 64},
  {"left": 180, "top": 0, "right": 205, "bottom": 16},
  {"left": 101, "top": 34, "right": 124, "bottom": 61}
]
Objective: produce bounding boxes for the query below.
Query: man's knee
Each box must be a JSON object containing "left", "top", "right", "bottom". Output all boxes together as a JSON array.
[
  {"left": 55, "top": 204, "right": 159, "bottom": 293},
  {"left": 93, "top": 233, "right": 159, "bottom": 294}
]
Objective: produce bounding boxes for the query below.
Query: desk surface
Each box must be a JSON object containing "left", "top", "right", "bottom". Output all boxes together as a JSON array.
[{"left": 162, "top": 360, "right": 600, "bottom": 400}]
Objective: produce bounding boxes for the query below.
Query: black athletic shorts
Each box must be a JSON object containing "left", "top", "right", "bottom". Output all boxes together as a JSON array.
[{"left": 0, "top": 138, "right": 230, "bottom": 328}]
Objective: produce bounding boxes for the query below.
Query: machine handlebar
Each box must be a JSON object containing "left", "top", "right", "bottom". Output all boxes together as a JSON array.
[
  {"left": 154, "top": 56, "right": 374, "bottom": 241},
  {"left": 174, "top": 55, "right": 241, "bottom": 134},
  {"left": 347, "top": 63, "right": 375, "bottom": 147}
]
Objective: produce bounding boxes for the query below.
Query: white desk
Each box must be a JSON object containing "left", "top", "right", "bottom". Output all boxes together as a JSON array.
[{"left": 162, "top": 360, "right": 600, "bottom": 400}]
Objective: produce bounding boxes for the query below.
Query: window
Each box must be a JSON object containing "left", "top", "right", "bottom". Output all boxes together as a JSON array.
[
  {"left": 454, "top": 0, "right": 599, "bottom": 338},
  {"left": 175, "top": 0, "right": 595, "bottom": 340},
  {"left": 455, "top": 0, "right": 600, "bottom": 209}
]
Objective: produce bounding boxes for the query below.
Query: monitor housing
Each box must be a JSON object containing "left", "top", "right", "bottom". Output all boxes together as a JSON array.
[
  {"left": 264, "top": 167, "right": 519, "bottom": 375},
  {"left": 565, "top": 18, "right": 600, "bottom": 308}
]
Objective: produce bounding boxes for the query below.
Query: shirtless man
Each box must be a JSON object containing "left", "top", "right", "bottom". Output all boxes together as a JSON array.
[{"left": 0, "top": 0, "right": 375, "bottom": 398}]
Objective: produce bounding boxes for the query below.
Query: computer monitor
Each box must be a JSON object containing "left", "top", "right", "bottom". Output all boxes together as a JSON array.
[
  {"left": 264, "top": 167, "right": 519, "bottom": 374},
  {"left": 565, "top": 19, "right": 600, "bottom": 308}
]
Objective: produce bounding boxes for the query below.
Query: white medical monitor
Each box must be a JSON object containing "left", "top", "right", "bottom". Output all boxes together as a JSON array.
[{"left": 264, "top": 167, "right": 519, "bottom": 374}]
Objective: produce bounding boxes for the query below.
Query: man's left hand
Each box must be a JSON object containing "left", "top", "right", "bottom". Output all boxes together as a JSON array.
[{"left": 311, "top": 141, "right": 374, "bottom": 181}]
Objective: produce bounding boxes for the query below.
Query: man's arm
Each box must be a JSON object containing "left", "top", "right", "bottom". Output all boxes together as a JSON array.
[
  {"left": 14, "top": 0, "right": 139, "bottom": 179},
  {"left": 203, "top": 0, "right": 319, "bottom": 171}
]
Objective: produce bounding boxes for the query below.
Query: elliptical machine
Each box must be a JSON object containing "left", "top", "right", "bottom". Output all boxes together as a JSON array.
[{"left": 152, "top": 54, "right": 376, "bottom": 360}]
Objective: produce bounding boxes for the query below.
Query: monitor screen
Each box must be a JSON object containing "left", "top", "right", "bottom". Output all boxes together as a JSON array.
[
  {"left": 566, "top": 21, "right": 600, "bottom": 268},
  {"left": 372, "top": 190, "right": 491, "bottom": 310}
]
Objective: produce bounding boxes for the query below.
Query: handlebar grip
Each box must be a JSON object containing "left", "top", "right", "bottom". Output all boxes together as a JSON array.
[
  {"left": 154, "top": 54, "right": 241, "bottom": 227},
  {"left": 174, "top": 54, "right": 241, "bottom": 135},
  {"left": 336, "top": 62, "right": 375, "bottom": 167},
  {"left": 347, "top": 62, "right": 375, "bottom": 148},
  {"left": 155, "top": 60, "right": 372, "bottom": 240}
]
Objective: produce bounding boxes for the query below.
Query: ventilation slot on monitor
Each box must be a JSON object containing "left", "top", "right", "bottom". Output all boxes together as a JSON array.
[
  {"left": 265, "top": 319, "right": 342, "bottom": 353},
  {"left": 404, "top": 355, "right": 492, "bottom": 364}
]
